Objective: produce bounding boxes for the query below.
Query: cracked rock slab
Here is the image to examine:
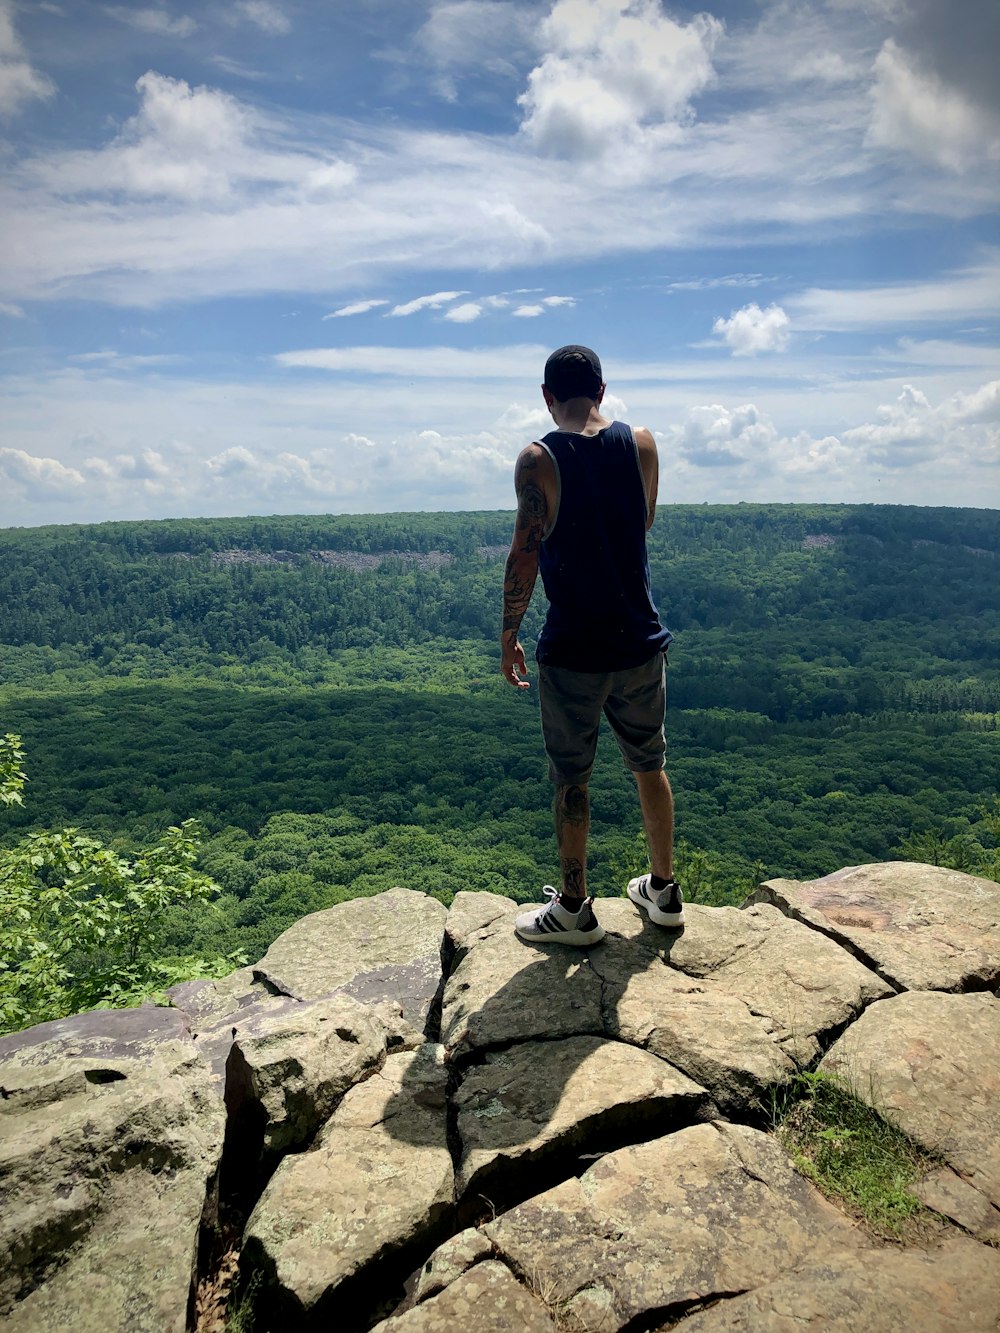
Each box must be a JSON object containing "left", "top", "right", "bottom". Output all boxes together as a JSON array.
[
  {"left": 0, "top": 1007, "right": 225, "bottom": 1332},
  {"left": 441, "top": 898, "right": 606, "bottom": 1056},
  {"left": 373, "top": 1261, "right": 558, "bottom": 1331},
  {"left": 442, "top": 893, "right": 890, "bottom": 1116},
  {"left": 912, "top": 1167, "right": 1000, "bottom": 1242},
  {"left": 820, "top": 990, "right": 1000, "bottom": 1209},
  {"left": 750, "top": 861, "right": 1000, "bottom": 992},
  {"left": 214, "top": 991, "right": 387, "bottom": 1161},
  {"left": 454, "top": 1035, "right": 708, "bottom": 1203},
  {"left": 255, "top": 887, "right": 447, "bottom": 1030},
  {"left": 485, "top": 1121, "right": 862, "bottom": 1331},
  {"left": 241, "top": 1044, "right": 453, "bottom": 1326},
  {"left": 676, "top": 1238, "right": 1000, "bottom": 1332}
]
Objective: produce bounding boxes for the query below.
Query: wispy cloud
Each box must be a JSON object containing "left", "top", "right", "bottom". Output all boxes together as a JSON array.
[
  {"left": 103, "top": 7, "right": 198, "bottom": 38},
  {"left": 323, "top": 299, "right": 390, "bottom": 319},
  {"left": 443, "top": 302, "right": 482, "bottom": 323},
  {"left": 0, "top": 0, "right": 56, "bottom": 116},
  {"left": 789, "top": 255, "right": 1000, "bottom": 329},
  {"left": 388, "top": 291, "right": 468, "bottom": 317},
  {"left": 230, "top": 0, "right": 290, "bottom": 35}
]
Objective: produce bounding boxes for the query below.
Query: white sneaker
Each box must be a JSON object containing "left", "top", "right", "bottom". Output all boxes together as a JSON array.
[
  {"left": 515, "top": 887, "right": 606, "bottom": 946},
  {"left": 627, "top": 874, "right": 685, "bottom": 927}
]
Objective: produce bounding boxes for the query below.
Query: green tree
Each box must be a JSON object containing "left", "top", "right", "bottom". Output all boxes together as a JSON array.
[{"left": 0, "top": 738, "right": 238, "bottom": 1034}]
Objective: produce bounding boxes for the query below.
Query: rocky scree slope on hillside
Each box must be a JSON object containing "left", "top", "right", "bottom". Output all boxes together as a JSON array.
[{"left": 1, "top": 863, "right": 999, "bottom": 1331}]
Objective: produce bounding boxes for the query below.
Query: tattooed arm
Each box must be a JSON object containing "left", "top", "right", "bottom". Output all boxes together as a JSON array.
[{"left": 501, "top": 443, "right": 552, "bottom": 689}]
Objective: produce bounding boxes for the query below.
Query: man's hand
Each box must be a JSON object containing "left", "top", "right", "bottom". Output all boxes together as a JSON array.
[{"left": 501, "top": 637, "right": 530, "bottom": 689}]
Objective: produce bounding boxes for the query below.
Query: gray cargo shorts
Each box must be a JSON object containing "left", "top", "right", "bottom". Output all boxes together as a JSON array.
[{"left": 537, "top": 651, "right": 666, "bottom": 786}]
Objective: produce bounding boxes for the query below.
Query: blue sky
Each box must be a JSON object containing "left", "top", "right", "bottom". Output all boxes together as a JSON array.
[{"left": 0, "top": 0, "right": 998, "bottom": 526}]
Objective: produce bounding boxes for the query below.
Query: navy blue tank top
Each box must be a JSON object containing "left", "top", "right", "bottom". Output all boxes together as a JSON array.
[{"left": 535, "top": 420, "right": 671, "bottom": 672}]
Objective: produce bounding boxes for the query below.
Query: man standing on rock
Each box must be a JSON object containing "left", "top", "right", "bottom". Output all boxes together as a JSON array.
[{"left": 500, "top": 344, "right": 683, "bottom": 946}]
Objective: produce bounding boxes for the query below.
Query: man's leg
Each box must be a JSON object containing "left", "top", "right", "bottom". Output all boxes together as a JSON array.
[
  {"left": 555, "top": 782, "right": 590, "bottom": 903},
  {"left": 635, "top": 767, "right": 674, "bottom": 881}
]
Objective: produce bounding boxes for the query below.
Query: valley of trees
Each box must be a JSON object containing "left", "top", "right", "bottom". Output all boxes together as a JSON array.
[{"left": 1, "top": 503, "right": 998, "bottom": 1029}]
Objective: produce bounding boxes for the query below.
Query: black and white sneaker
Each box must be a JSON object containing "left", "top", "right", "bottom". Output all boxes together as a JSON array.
[
  {"left": 627, "top": 873, "right": 685, "bottom": 927},
  {"left": 515, "top": 887, "right": 606, "bottom": 946}
]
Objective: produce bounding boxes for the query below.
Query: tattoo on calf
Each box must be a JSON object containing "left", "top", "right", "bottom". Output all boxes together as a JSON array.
[{"left": 561, "top": 857, "right": 586, "bottom": 898}]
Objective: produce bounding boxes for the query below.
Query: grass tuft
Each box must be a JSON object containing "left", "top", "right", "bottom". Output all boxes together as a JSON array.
[{"left": 774, "top": 1070, "right": 937, "bottom": 1241}]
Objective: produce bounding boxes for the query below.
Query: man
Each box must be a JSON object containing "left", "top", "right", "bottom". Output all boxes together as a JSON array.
[{"left": 500, "top": 344, "right": 683, "bottom": 946}]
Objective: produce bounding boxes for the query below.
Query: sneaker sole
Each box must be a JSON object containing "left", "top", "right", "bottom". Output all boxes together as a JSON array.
[
  {"left": 515, "top": 923, "right": 606, "bottom": 947},
  {"left": 627, "top": 879, "right": 685, "bottom": 928}
]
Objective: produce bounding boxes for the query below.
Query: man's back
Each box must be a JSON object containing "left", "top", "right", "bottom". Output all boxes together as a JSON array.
[{"left": 535, "top": 420, "right": 670, "bottom": 672}]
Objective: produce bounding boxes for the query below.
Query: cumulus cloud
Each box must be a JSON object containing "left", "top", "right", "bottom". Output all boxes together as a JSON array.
[
  {"left": 0, "top": 447, "right": 84, "bottom": 497},
  {"left": 713, "top": 303, "right": 790, "bottom": 356},
  {"left": 843, "top": 380, "right": 1000, "bottom": 467},
  {"left": 25, "top": 70, "right": 355, "bottom": 204},
  {"left": 323, "top": 299, "right": 390, "bottom": 319},
  {"left": 0, "top": 0, "right": 55, "bottom": 116},
  {"left": 104, "top": 8, "right": 198, "bottom": 38},
  {"left": 512, "top": 304, "right": 544, "bottom": 317},
  {"left": 231, "top": 0, "right": 290, "bottom": 34},
  {"left": 670, "top": 402, "right": 779, "bottom": 468},
  {"left": 543, "top": 295, "right": 574, "bottom": 306},
  {"left": 867, "top": 38, "right": 1000, "bottom": 171},
  {"left": 443, "top": 302, "right": 482, "bottom": 323},
  {"left": 388, "top": 291, "right": 468, "bottom": 317},
  {"left": 518, "top": 0, "right": 721, "bottom": 159}
]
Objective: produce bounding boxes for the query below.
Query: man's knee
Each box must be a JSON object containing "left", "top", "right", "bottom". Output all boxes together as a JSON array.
[{"left": 555, "top": 782, "right": 589, "bottom": 825}]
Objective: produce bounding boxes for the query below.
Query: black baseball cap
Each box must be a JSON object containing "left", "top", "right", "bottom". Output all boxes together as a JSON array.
[{"left": 543, "top": 345, "right": 603, "bottom": 401}]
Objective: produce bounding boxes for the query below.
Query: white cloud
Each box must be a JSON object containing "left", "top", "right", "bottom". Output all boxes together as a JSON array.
[
  {"left": 518, "top": 0, "right": 721, "bottom": 159},
  {"left": 0, "top": 0, "right": 55, "bottom": 116},
  {"left": 713, "top": 303, "right": 790, "bottom": 356},
  {"left": 344, "top": 433, "right": 375, "bottom": 448},
  {"left": 323, "top": 299, "right": 390, "bottom": 319},
  {"left": 22, "top": 70, "right": 355, "bottom": 205},
  {"left": 512, "top": 304, "right": 543, "bottom": 317},
  {"left": 443, "top": 302, "right": 482, "bottom": 323},
  {"left": 0, "top": 447, "right": 84, "bottom": 497},
  {"left": 0, "top": 300, "right": 24, "bottom": 317},
  {"left": 790, "top": 255, "right": 1000, "bottom": 329},
  {"left": 670, "top": 402, "right": 779, "bottom": 468},
  {"left": 867, "top": 38, "right": 1000, "bottom": 171},
  {"left": 543, "top": 295, "right": 574, "bottom": 306},
  {"left": 231, "top": 1, "right": 290, "bottom": 35},
  {"left": 843, "top": 381, "right": 1000, "bottom": 468},
  {"left": 388, "top": 291, "right": 468, "bottom": 317},
  {"left": 104, "top": 8, "right": 198, "bottom": 38},
  {"left": 667, "top": 274, "right": 766, "bottom": 292},
  {"left": 409, "top": 1, "right": 536, "bottom": 101},
  {"left": 276, "top": 343, "right": 545, "bottom": 378}
]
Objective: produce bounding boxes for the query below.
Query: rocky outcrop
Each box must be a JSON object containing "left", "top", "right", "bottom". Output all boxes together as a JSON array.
[
  {"left": 0, "top": 1007, "right": 224, "bottom": 1333},
  {"left": 750, "top": 861, "right": 1000, "bottom": 992},
  {"left": 2, "top": 863, "right": 998, "bottom": 1332}
]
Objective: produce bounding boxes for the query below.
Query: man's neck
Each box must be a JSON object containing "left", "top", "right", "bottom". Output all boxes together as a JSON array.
[{"left": 549, "top": 399, "right": 611, "bottom": 435}]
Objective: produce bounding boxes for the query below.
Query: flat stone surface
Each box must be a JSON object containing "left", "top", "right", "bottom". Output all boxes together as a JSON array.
[
  {"left": 820, "top": 990, "right": 1000, "bottom": 1209},
  {"left": 441, "top": 897, "right": 606, "bottom": 1056},
  {"left": 486, "top": 1121, "right": 862, "bottom": 1331},
  {"left": 442, "top": 894, "right": 890, "bottom": 1115},
  {"left": 0, "top": 1007, "right": 224, "bottom": 1331},
  {"left": 454, "top": 1035, "right": 707, "bottom": 1202},
  {"left": 373, "top": 1261, "right": 557, "bottom": 1332},
  {"left": 255, "top": 887, "right": 447, "bottom": 1030},
  {"left": 751, "top": 862, "right": 1000, "bottom": 992},
  {"left": 241, "top": 1045, "right": 453, "bottom": 1325},
  {"left": 676, "top": 1238, "right": 1000, "bottom": 1332},
  {"left": 912, "top": 1167, "right": 1000, "bottom": 1242}
]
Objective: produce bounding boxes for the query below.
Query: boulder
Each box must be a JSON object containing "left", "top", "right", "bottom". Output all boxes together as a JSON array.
[
  {"left": 406, "top": 1227, "right": 494, "bottom": 1306},
  {"left": 820, "top": 990, "right": 1000, "bottom": 1209},
  {"left": 750, "top": 862, "right": 1000, "bottom": 992},
  {"left": 442, "top": 894, "right": 890, "bottom": 1114},
  {"left": 241, "top": 1044, "right": 454, "bottom": 1328},
  {"left": 0, "top": 1006, "right": 224, "bottom": 1332},
  {"left": 454, "top": 1035, "right": 708, "bottom": 1206},
  {"left": 254, "top": 887, "right": 447, "bottom": 1032},
  {"left": 485, "top": 1121, "right": 862, "bottom": 1331},
  {"left": 216, "top": 991, "right": 386, "bottom": 1168},
  {"left": 677, "top": 1238, "right": 1000, "bottom": 1331},
  {"left": 372, "top": 1261, "right": 557, "bottom": 1331}
]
